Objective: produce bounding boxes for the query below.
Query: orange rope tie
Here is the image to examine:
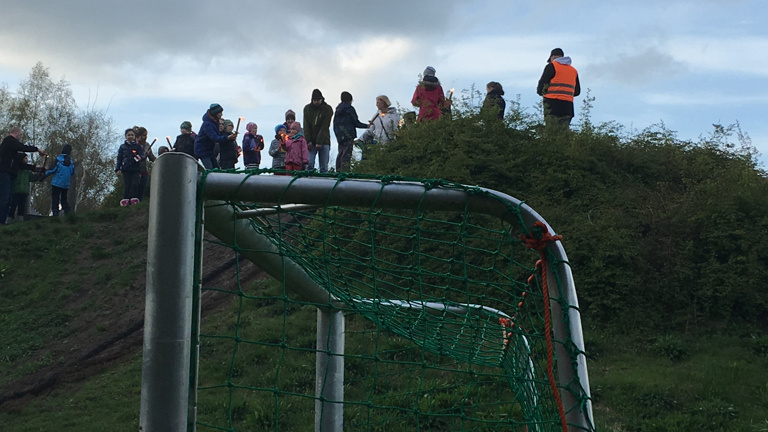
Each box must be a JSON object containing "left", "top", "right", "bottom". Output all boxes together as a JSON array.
[{"left": 521, "top": 221, "right": 567, "bottom": 432}]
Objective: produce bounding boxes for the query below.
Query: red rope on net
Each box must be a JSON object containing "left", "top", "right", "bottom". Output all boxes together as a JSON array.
[{"left": 521, "top": 221, "right": 568, "bottom": 432}]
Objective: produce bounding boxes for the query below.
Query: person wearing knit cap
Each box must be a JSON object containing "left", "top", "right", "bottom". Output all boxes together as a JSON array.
[
  {"left": 242, "top": 122, "right": 265, "bottom": 169},
  {"left": 269, "top": 124, "right": 288, "bottom": 171},
  {"left": 411, "top": 66, "right": 451, "bottom": 121},
  {"left": 173, "top": 121, "right": 196, "bottom": 156},
  {"left": 43, "top": 144, "right": 76, "bottom": 216},
  {"left": 537, "top": 47, "right": 581, "bottom": 126},
  {"left": 333, "top": 91, "right": 368, "bottom": 172},
  {"left": 303, "top": 89, "right": 333, "bottom": 173},
  {"left": 194, "top": 103, "right": 237, "bottom": 169},
  {"left": 283, "top": 121, "right": 308, "bottom": 172},
  {"left": 218, "top": 119, "right": 239, "bottom": 169}
]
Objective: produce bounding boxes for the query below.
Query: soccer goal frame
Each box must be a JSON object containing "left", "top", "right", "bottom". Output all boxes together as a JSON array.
[{"left": 138, "top": 152, "right": 595, "bottom": 432}]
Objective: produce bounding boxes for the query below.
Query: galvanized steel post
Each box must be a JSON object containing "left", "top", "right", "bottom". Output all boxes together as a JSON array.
[{"left": 139, "top": 153, "right": 200, "bottom": 431}]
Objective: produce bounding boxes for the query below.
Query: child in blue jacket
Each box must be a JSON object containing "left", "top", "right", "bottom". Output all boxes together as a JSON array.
[{"left": 44, "top": 144, "right": 76, "bottom": 216}]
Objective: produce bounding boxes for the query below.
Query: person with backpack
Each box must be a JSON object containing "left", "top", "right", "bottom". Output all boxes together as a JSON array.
[{"left": 43, "top": 144, "right": 76, "bottom": 216}]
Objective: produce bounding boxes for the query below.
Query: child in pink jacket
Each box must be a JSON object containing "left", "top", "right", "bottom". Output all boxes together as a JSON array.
[{"left": 283, "top": 121, "right": 308, "bottom": 171}]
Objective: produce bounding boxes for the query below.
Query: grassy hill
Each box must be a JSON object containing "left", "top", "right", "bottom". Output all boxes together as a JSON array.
[{"left": 1, "top": 110, "right": 768, "bottom": 431}]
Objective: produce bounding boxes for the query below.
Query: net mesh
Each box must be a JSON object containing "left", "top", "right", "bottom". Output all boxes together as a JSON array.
[{"left": 193, "top": 169, "right": 592, "bottom": 431}]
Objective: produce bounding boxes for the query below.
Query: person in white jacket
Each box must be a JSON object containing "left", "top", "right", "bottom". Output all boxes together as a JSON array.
[{"left": 358, "top": 95, "right": 399, "bottom": 145}]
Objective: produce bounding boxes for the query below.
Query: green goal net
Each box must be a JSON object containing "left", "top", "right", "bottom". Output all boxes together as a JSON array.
[{"left": 185, "top": 166, "right": 593, "bottom": 432}]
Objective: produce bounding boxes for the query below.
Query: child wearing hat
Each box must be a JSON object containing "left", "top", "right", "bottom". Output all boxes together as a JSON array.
[
  {"left": 242, "top": 122, "right": 265, "bottom": 169},
  {"left": 218, "top": 119, "right": 239, "bottom": 169},
  {"left": 269, "top": 124, "right": 288, "bottom": 171},
  {"left": 173, "top": 121, "right": 196, "bottom": 156}
]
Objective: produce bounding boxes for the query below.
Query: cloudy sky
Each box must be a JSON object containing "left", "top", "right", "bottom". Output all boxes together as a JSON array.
[{"left": 1, "top": 0, "right": 766, "bottom": 168}]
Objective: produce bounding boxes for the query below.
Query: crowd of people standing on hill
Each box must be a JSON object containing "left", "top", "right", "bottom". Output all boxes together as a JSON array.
[
  {"left": 113, "top": 48, "right": 580, "bottom": 207},
  {"left": 0, "top": 48, "right": 581, "bottom": 215}
]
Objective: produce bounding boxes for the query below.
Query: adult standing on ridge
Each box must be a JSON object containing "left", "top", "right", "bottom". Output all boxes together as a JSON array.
[
  {"left": 537, "top": 48, "right": 581, "bottom": 126},
  {"left": 194, "top": 103, "right": 237, "bottom": 169},
  {"left": 0, "top": 126, "right": 45, "bottom": 224},
  {"left": 359, "top": 95, "right": 400, "bottom": 145},
  {"left": 303, "top": 89, "right": 333, "bottom": 173},
  {"left": 411, "top": 66, "right": 451, "bottom": 122},
  {"left": 283, "top": 110, "right": 296, "bottom": 130},
  {"left": 482, "top": 81, "right": 506, "bottom": 120},
  {"left": 333, "top": 91, "right": 368, "bottom": 172}
]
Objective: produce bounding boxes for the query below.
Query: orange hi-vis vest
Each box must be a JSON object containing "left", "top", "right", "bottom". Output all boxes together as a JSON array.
[{"left": 544, "top": 62, "right": 578, "bottom": 102}]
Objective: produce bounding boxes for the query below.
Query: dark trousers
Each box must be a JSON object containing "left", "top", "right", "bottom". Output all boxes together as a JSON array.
[
  {"left": 0, "top": 171, "right": 15, "bottom": 224},
  {"left": 8, "top": 193, "right": 29, "bottom": 219},
  {"left": 122, "top": 171, "right": 141, "bottom": 200},
  {"left": 139, "top": 172, "right": 149, "bottom": 201},
  {"left": 51, "top": 186, "right": 70, "bottom": 216},
  {"left": 336, "top": 140, "right": 354, "bottom": 172}
]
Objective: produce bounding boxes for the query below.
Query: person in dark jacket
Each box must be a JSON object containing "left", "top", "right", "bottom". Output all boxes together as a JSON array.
[
  {"left": 303, "top": 89, "right": 333, "bottom": 172},
  {"left": 333, "top": 91, "right": 368, "bottom": 173},
  {"left": 218, "top": 119, "right": 239, "bottom": 169},
  {"left": 134, "top": 126, "right": 156, "bottom": 201},
  {"left": 173, "top": 121, "right": 196, "bottom": 157},
  {"left": 333, "top": 91, "right": 368, "bottom": 172},
  {"left": 242, "top": 122, "right": 264, "bottom": 169},
  {"left": 482, "top": 81, "right": 506, "bottom": 120},
  {"left": 43, "top": 144, "right": 76, "bottom": 216},
  {"left": 194, "top": 103, "right": 237, "bottom": 169},
  {"left": 0, "top": 127, "right": 45, "bottom": 224},
  {"left": 115, "top": 128, "right": 145, "bottom": 206}
]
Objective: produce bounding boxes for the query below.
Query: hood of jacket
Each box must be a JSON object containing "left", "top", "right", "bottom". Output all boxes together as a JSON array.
[
  {"left": 553, "top": 56, "right": 572, "bottom": 66},
  {"left": 58, "top": 153, "right": 72, "bottom": 167}
]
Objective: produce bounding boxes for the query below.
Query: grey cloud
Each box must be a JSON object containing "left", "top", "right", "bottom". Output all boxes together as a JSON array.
[
  {"left": 3, "top": 0, "right": 454, "bottom": 71},
  {"left": 585, "top": 47, "right": 688, "bottom": 86}
]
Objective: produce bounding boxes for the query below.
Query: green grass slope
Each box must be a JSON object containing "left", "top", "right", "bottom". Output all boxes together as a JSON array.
[{"left": 2, "top": 109, "right": 768, "bottom": 430}]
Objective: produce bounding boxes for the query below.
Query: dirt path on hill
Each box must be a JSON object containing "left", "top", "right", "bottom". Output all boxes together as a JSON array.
[{"left": 0, "top": 238, "right": 269, "bottom": 411}]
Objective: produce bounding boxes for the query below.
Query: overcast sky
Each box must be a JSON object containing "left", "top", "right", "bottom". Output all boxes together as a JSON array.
[{"left": 1, "top": 0, "right": 766, "bottom": 168}]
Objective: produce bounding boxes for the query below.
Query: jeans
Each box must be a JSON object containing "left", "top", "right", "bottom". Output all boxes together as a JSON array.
[
  {"left": 308, "top": 144, "right": 330, "bottom": 173},
  {"left": 51, "top": 186, "right": 70, "bottom": 216},
  {"left": 199, "top": 157, "right": 220, "bottom": 170},
  {"left": 0, "top": 171, "right": 14, "bottom": 224}
]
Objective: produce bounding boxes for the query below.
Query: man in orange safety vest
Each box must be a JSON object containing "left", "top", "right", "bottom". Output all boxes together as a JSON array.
[{"left": 537, "top": 48, "right": 581, "bottom": 126}]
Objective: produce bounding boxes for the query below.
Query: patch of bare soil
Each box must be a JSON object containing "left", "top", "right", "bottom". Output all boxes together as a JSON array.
[{"left": 0, "top": 236, "right": 269, "bottom": 411}]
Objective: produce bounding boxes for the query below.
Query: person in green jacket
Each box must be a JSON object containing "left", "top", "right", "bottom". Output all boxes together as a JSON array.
[
  {"left": 302, "top": 89, "right": 333, "bottom": 172},
  {"left": 7, "top": 154, "right": 42, "bottom": 223}
]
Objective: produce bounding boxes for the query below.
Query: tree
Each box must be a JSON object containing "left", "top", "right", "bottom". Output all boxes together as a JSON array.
[{"left": 0, "top": 62, "right": 119, "bottom": 214}]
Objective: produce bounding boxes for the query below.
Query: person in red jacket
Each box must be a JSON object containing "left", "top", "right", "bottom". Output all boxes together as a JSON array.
[
  {"left": 411, "top": 66, "right": 451, "bottom": 122},
  {"left": 537, "top": 48, "right": 581, "bottom": 126}
]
